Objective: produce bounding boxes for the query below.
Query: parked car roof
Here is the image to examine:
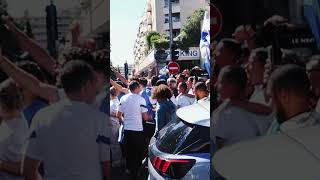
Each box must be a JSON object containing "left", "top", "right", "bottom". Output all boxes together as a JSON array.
[{"left": 176, "top": 100, "right": 210, "bottom": 127}]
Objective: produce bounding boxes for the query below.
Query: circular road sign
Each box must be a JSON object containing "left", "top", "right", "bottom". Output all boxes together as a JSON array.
[
  {"left": 211, "top": 4, "right": 223, "bottom": 39},
  {"left": 168, "top": 62, "right": 180, "bottom": 75}
]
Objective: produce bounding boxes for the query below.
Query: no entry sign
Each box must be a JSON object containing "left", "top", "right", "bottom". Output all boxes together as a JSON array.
[
  {"left": 210, "top": 4, "right": 223, "bottom": 39},
  {"left": 168, "top": 62, "right": 180, "bottom": 75}
]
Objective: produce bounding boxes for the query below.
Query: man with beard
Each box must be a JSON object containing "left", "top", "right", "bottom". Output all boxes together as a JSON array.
[{"left": 267, "top": 64, "right": 319, "bottom": 134}]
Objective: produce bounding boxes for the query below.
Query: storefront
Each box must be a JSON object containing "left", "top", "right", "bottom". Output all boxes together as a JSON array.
[{"left": 136, "top": 47, "right": 201, "bottom": 75}]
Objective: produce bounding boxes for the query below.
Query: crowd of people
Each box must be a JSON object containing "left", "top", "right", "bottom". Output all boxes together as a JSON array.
[
  {"left": 0, "top": 12, "right": 212, "bottom": 180},
  {"left": 211, "top": 15, "right": 320, "bottom": 178},
  {"left": 0, "top": 15, "right": 110, "bottom": 180},
  {"left": 109, "top": 64, "right": 210, "bottom": 179}
]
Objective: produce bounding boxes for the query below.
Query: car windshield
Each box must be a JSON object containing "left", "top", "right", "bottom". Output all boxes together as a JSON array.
[{"left": 156, "top": 119, "right": 193, "bottom": 154}]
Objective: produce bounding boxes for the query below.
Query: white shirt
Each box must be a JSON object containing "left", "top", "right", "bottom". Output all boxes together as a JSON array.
[
  {"left": 249, "top": 84, "right": 268, "bottom": 105},
  {"left": 118, "top": 93, "right": 148, "bottom": 131},
  {"left": 0, "top": 116, "right": 28, "bottom": 180},
  {"left": 176, "top": 95, "right": 195, "bottom": 108},
  {"left": 213, "top": 105, "right": 272, "bottom": 146},
  {"left": 26, "top": 98, "right": 110, "bottom": 180},
  {"left": 170, "top": 95, "right": 178, "bottom": 106},
  {"left": 110, "top": 98, "right": 120, "bottom": 124}
]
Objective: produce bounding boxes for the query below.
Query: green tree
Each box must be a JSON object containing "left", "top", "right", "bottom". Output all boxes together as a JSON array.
[
  {"left": 175, "top": 9, "right": 205, "bottom": 51},
  {"left": 146, "top": 31, "right": 170, "bottom": 50},
  {"left": 146, "top": 31, "right": 160, "bottom": 50}
]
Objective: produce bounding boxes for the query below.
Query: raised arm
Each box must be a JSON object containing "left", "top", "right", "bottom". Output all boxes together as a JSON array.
[
  {"left": 2, "top": 15, "right": 56, "bottom": 76},
  {"left": 110, "top": 79, "right": 129, "bottom": 94},
  {"left": 230, "top": 99, "right": 272, "bottom": 115},
  {"left": 111, "top": 67, "right": 128, "bottom": 85},
  {"left": 0, "top": 49, "right": 59, "bottom": 103}
]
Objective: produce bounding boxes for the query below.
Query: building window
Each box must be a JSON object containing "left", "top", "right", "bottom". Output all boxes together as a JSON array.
[
  {"left": 164, "top": 13, "right": 180, "bottom": 23},
  {"left": 165, "top": 29, "right": 180, "bottom": 38},
  {"left": 164, "top": 0, "right": 180, "bottom": 8}
]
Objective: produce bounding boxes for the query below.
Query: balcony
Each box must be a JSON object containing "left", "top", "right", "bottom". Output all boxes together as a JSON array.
[
  {"left": 163, "top": 22, "right": 181, "bottom": 30},
  {"left": 163, "top": 3, "right": 180, "bottom": 14}
]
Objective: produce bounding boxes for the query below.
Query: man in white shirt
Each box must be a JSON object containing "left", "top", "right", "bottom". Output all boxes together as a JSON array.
[
  {"left": 213, "top": 66, "right": 271, "bottom": 149},
  {"left": 23, "top": 61, "right": 111, "bottom": 180},
  {"left": 246, "top": 48, "right": 268, "bottom": 105},
  {"left": 267, "top": 64, "right": 320, "bottom": 135},
  {"left": 116, "top": 81, "right": 150, "bottom": 180},
  {"left": 194, "top": 82, "right": 209, "bottom": 103},
  {"left": 176, "top": 82, "right": 195, "bottom": 109}
]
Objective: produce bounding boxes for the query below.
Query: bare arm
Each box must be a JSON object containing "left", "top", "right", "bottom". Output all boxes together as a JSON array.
[
  {"left": 2, "top": 16, "right": 56, "bottom": 76},
  {"left": 230, "top": 99, "right": 272, "bottom": 115},
  {"left": 116, "top": 111, "right": 124, "bottom": 124},
  {"left": 0, "top": 160, "right": 23, "bottom": 176},
  {"left": 111, "top": 67, "right": 128, "bottom": 85},
  {"left": 23, "top": 157, "right": 42, "bottom": 180},
  {"left": 0, "top": 50, "right": 59, "bottom": 103},
  {"left": 110, "top": 79, "right": 129, "bottom": 94},
  {"left": 110, "top": 112, "right": 118, "bottom": 118}
]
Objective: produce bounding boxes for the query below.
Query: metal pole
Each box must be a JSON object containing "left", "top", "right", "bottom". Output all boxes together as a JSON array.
[{"left": 169, "top": 0, "right": 173, "bottom": 60}]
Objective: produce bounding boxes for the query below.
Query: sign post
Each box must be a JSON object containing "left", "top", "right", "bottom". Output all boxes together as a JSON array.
[{"left": 168, "top": 62, "right": 180, "bottom": 75}]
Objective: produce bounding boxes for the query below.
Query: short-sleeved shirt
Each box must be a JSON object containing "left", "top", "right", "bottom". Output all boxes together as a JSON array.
[
  {"left": 213, "top": 105, "right": 272, "bottom": 146},
  {"left": 267, "top": 111, "right": 320, "bottom": 135},
  {"left": 0, "top": 116, "right": 28, "bottom": 180},
  {"left": 26, "top": 99, "right": 110, "bottom": 180},
  {"left": 118, "top": 93, "right": 148, "bottom": 131},
  {"left": 176, "top": 95, "right": 195, "bottom": 108}
]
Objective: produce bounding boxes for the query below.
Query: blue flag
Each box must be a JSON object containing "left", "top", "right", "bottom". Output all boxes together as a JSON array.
[
  {"left": 304, "top": 0, "right": 320, "bottom": 49},
  {"left": 200, "top": 11, "right": 211, "bottom": 77}
]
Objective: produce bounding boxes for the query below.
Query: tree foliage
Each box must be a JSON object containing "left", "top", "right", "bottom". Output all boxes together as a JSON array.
[
  {"left": 175, "top": 9, "right": 205, "bottom": 50},
  {"left": 146, "top": 31, "right": 160, "bottom": 50}
]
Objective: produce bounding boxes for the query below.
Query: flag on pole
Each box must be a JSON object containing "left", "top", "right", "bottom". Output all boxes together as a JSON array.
[
  {"left": 200, "top": 10, "right": 211, "bottom": 77},
  {"left": 304, "top": 0, "right": 320, "bottom": 49}
]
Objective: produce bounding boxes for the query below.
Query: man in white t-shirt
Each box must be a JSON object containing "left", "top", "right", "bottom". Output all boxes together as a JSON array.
[
  {"left": 246, "top": 48, "right": 268, "bottom": 105},
  {"left": 23, "top": 61, "right": 111, "bottom": 180},
  {"left": 176, "top": 82, "right": 195, "bottom": 109},
  {"left": 117, "top": 81, "right": 150, "bottom": 180},
  {"left": 213, "top": 66, "right": 271, "bottom": 149}
]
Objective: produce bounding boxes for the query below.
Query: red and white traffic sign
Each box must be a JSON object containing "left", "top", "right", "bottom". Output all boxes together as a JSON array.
[
  {"left": 210, "top": 4, "right": 223, "bottom": 39},
  {"left": 168, "top": 62, "right": 180, "bottom": 75}
]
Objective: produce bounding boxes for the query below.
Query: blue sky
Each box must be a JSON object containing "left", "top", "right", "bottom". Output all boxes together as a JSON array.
[{"left": 110, "top": 0, "right": 145, "bottom": 67}]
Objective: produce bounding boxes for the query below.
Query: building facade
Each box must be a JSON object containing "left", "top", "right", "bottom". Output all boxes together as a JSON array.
[
  {"left": 14, "top": 9, "right": 78, "bottom": 49},
  {"left": 133, "top": 0, "right": 207, "bottom": 73},
  {"left": 78, "top": 0, "right": 110, "bottom": 49}
]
